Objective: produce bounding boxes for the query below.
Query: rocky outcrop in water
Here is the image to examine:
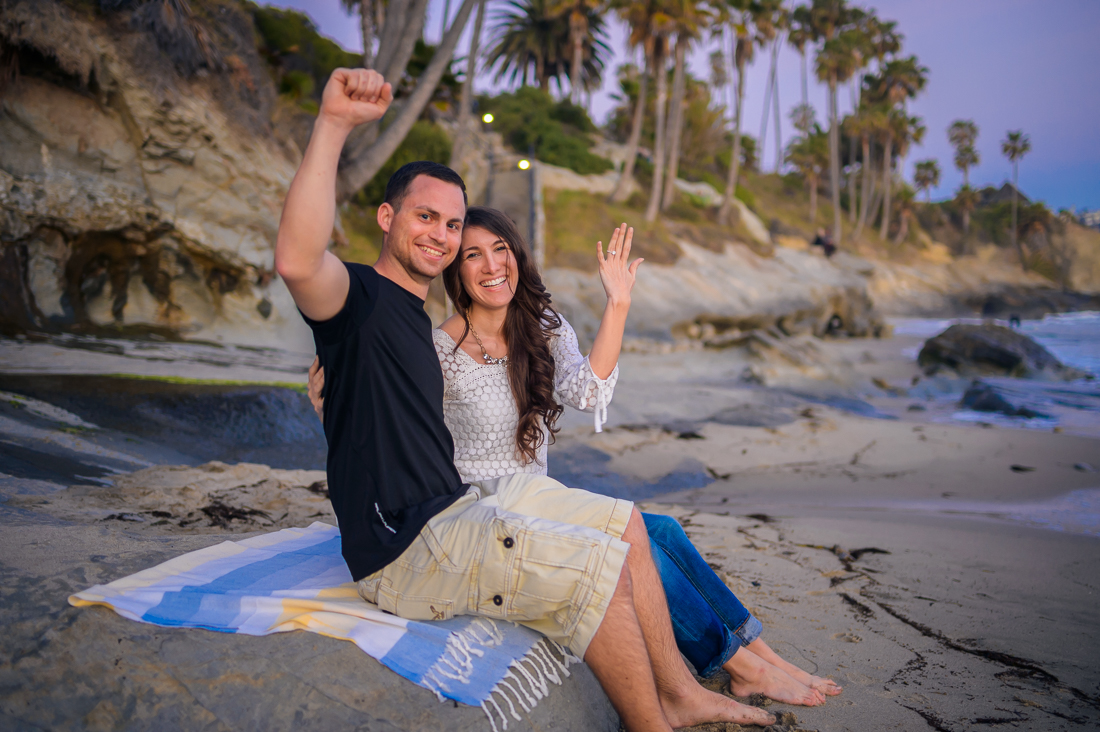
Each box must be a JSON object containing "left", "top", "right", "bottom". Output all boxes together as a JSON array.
[
  {"left": 0, "top": 0, "right": 312, "bottom": 350},
  {"left": 918, "top": 324, "right": 1088, "bottom": 380}
]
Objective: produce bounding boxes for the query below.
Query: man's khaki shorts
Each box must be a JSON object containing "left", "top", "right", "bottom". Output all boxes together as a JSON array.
[{"left": 357, "top": 473, "right": 634, "bottom": 658}]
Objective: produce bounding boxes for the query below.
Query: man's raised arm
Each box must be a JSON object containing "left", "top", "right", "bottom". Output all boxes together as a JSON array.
[{"left": 275, "top": 68, "right": 393, "bottom": 322}]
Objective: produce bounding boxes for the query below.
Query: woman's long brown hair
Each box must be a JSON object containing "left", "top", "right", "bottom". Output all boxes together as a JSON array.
[{"left": 443, "top": 206, "right": 563, "bottom": 464}]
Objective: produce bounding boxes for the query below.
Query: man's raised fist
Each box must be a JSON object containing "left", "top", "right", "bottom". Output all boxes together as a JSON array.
[{"left": 319, "top": 68, "right": 393, "bottom": 130}]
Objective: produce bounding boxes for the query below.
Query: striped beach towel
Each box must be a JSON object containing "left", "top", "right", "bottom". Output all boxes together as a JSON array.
[{"left": 69, "top": 522, "right": 579, "bottom": 730}]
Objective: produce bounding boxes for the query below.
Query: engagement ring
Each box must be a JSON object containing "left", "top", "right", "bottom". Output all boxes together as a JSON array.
[{"left": 607, "top": 250, "right": 616, "bottom": 255}]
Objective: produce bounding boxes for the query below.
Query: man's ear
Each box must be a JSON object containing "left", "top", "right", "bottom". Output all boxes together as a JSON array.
[{"left": 377, "top": 202, "right": 394, "bottom": 236}]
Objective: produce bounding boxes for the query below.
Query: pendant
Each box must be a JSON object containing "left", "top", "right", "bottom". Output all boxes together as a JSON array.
[{"left": 482, "top": 353, "right": 508, "bottom": 366}]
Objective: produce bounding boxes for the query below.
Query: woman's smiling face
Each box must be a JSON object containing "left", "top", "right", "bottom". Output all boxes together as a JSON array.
[{"left": 458, "top": 226, "right": 519, "bottom": 311}]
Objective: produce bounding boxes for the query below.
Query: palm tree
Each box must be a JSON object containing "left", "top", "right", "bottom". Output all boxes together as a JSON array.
[
  {"left": 549, "top": 0, "right": 607, "bottom": 104},
  {"left": 891, "top": 184, "right": 915, "bottom": 244},
  {"left": 913, "top": 159, "right": 940, "bottom": 203},
  {"left": 954, "top": 184, "right": 979, "bottom": 248},
  {"left": 791, "top": 102, "right": 815, "bottom": 135},
  {"left": 847, "top": 15, "right": 898, "bottom": 224},
  {"left": 644, "top": 31, "right": 671, "bottom": 222},
  {"left": 851, "top": 102, "right": 886, "bottom": 239},
  {"left": 485, "top": 0, "right": 564, "bottom": 91},
  {"left": 788, "top": 4, "right": 813, "bottom": 107},
  {"left": 785, "top": 125, "right": 829, "bottom": 223},
  {"left": 947, "top": 119, "right": 979, "bottom": 235},
  {"left": 1002, "top": 130, "right": 1032, "bottom": 269},
  {"left": 880, "top": 110, "right": 923, "bottom": 239},
  {"left": 801, "top": 0, "right": 865, "bottom": 247},
  {"left": 608, "top": 0, "right": 671, "bottom": 203},
  {"left": 661, "top": 0, "right": 711, "bottom": 211},
  {"left": 718, "top": 0, "right": 779, "bottom": 226},
  {"left": 339, "top": 0, "right": 378, "bottom": 67}
]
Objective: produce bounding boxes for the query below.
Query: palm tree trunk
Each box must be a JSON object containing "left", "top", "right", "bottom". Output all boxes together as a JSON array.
[
  {"left": 374, "top": 0, "right": 430, "bottom": 83},
  {"left": 661, "top": 37, "right": 687, "bottom": 211},
  {"left": 569, "top": 11, "right": 585, "bottom": 105},
  {"left": 610, "top": 51, "right": 649, "bottom": 203},
  {"left": 893, "top": 210, "right": 909, "bottom": 244},
  {"left": 336, "top": 0, "right": 477, "bottom": 201},
  {"left": 828, "top": 74, "right": 842, "bottom": 246},
  {"left": 847, "top": 81, "right": 857, "bottom": 223},
  {"left": 854, "top": 134, "right": 872, "bottom": 238},
  {"left": 758, "top": 42, "right": 777, "bottom": 168},
  {"left": 879, "top": 135, "right": 893, "bottom": 239},
  {"left": 458, "top": 0, "right": 485, "bottom": 123},
  {"left": 718, "top": 54, "right": 745, "bottom": 226},
  {"left": 800, "top": 49, "right": 808, "bottom": 106},
  {"left": 809, "top": 173, "right": 818, "bottom": 222},
  {"left": 1011, "top": 163, "right": 1025, "bottom": 269},
  {"left": 772, "top": 43, "right": 782, "bottom": 172},
  {"left": 353, "top": 0, "right": 429, "bottom": 150},
  {"left": 360, "top": 0, "right": 375, "bottom": 68},
  {"left": 645, "top": 39, "right": 669, "bottom": 223}
]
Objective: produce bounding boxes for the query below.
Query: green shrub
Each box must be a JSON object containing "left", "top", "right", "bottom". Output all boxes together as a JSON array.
[
  {"left": 735, "top": 184, "right": 755, "bottom": 210},
  {"left": 356, "top": 121, "right": 453, "bottom": 206},
  {"left": 252, "top": 6, "right": 360, "bottom": 102},
  {"left": 479, "top": 88, "right": 613, "bottom": 176}
]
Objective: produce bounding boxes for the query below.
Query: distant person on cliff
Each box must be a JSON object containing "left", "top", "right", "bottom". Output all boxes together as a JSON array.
[
  {"left": 812, "top": 228, "right": 837, "bottom": 258},
  {"left": 275, "top": 66, "right": 777, "bottom": 731},
  {"left": 308, "top": 203, "right": 842, "bottom": 706}
]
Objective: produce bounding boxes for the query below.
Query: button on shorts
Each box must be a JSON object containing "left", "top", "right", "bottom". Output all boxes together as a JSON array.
[{"left": 357, "top": 473, "right": 634, "bottom": 658}]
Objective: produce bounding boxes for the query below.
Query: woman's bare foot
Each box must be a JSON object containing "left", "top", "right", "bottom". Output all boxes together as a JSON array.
[
  {"left": 724, "top": 648, "right": 826, "bottom": 707},
  {"left": 661, "top": 683, "right": 776, "bottom": 729},
  {"left": 747, "top": 638, "right": 843, "bottom": 696}
]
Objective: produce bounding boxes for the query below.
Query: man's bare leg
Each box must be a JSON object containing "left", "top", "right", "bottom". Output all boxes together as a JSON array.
[
  {"left": 584, "top": 563, "right": 673, "bottom": 731},
  {"left": 747, "top": 638, "right": 843, "bottom": 696},
  {"left": 619, "top": 510, "right": 776, "bottom": 728},
  {"left": 724, "top": 647, "right": 826, "bottom": 705}
]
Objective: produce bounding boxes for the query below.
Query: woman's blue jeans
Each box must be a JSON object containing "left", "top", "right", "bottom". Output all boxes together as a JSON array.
[{"left": 643, "top": 512, "right": 763, "bottom": 678}]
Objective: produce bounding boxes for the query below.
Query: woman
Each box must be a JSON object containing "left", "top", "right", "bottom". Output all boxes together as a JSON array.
[{"left": 311, "top": 207, "right": 840, "bottom": 705}]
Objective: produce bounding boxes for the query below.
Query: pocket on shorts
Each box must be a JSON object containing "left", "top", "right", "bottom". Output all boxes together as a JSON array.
[{"left": 376, "top": 581, "right": 456, "bottom": 621}]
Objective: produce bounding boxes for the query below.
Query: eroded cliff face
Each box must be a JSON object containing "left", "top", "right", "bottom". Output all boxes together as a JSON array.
[{"left": 0, "top": 0, "right": 312, "bottom": 351}]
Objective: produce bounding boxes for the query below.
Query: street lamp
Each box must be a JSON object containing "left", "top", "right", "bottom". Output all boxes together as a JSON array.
[
  {"left": 482, "top": 113, "right": 494, "bottom": 124},
  {"left": 517, "top": 159, "right": 530, "bottom": 170}
]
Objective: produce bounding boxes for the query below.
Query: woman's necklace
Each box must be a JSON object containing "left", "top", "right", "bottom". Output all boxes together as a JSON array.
[{"left": 467, "top": 320, "right": 508, "bottom": 366}]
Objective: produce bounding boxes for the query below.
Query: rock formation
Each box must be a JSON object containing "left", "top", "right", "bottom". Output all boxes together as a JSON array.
[
  {"left": 918, "top": 323, "right": 1088, "bottom": 380},
  {"left": 0, "top": 0, "right": 312, "bottom": 350},
  {"left": 547, "top": 240, "right": 886, "bottom": 349}
]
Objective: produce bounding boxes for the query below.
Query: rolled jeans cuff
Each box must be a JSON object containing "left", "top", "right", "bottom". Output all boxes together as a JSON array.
[{"left": 735, "top": 614, "right": 763, "bottom": 647}]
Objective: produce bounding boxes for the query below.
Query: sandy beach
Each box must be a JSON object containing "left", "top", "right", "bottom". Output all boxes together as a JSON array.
[{"left": 2, "top": 326, "right": 1099, "bottom": 731}]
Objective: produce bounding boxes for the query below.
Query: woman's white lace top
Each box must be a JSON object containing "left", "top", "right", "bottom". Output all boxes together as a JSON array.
[{"left": 434, "top": 316, "right": 618, "bottom": 483}]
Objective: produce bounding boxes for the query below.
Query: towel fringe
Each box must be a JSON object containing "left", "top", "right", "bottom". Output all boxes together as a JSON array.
[{"left": 479, "top": 637, "right": 582, "bottom": 731}]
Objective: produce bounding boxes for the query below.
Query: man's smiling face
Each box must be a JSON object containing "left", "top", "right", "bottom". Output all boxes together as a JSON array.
[{"left": 379, "top": 174, "right": 465, "bottom": 284}]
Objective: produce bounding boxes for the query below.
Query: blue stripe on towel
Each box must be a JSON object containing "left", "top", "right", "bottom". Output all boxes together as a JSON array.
[{"left": 142, "top": 535, "right": 344, "bottom": 629}]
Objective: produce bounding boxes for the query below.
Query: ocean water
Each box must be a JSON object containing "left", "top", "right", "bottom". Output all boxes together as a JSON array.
[
  {"left": 891, "top": 312, "right": 1100, "bottom": 435},
  {"left": 892, "top": 311, "right": 1100, "bottom": 377}
]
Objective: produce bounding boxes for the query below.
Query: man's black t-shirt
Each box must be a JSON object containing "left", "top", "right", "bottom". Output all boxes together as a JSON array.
[{"left": 303, "top": 262, "right": 465, "bottom": 581}]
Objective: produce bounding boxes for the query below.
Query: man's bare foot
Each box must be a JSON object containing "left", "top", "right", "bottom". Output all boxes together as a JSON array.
[
  {"left": 661, "top": 683, "right": 776, "bottom": 729},
  {"left": 747, "top": 638, "right": 843, "bottom": 696},
  {"left": 725, "top": 648, "right": 826, "bottom": 707}
]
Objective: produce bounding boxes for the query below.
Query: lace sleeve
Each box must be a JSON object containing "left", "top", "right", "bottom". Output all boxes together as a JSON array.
[
  {"left": 550, "top": 316, "right": 618, "bottom": 433},
  {"left": 434, "top": 329, "right": 463, "bottom": 396}
]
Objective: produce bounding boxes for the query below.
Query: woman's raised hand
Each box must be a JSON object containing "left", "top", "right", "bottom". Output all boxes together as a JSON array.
[{"left": 597, "top": 223, "right": 643, "bottom": 306}]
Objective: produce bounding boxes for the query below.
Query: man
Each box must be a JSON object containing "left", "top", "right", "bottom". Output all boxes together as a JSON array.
[{"left": 275, "top": 67, "right": 775, "bottom": 731}]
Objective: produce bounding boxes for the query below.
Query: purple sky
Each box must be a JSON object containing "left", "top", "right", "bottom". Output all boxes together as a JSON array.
[{"left": 266, "top": 0, "right": 1100, "bottom": 211}]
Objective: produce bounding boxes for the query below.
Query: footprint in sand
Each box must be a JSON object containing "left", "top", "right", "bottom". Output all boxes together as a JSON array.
[{"left": 832, "top": 632, "right": 862, "bottom": 643}]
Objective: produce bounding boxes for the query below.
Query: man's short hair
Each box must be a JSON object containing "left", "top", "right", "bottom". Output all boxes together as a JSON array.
[{"left": 384, "top": 161, "right": 468, "bottom": 211}]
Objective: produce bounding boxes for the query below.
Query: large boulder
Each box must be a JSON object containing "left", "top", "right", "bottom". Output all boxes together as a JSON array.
[{"left": 918, "top": 324, "right": 1087, "bottom": 380}]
